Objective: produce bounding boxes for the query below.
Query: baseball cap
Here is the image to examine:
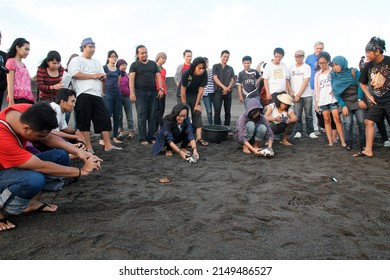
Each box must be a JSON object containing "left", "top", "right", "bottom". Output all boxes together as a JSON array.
[{"left": 295, "top": 50, "right": 305, "bottom": 56}]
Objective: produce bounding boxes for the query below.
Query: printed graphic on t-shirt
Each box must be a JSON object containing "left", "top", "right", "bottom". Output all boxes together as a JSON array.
[
  {"left": 273, "top": 69, "right": 283, "bottom": 79},
  {"left": 368, "top": 63, "right": 390, "bottom": 97}
]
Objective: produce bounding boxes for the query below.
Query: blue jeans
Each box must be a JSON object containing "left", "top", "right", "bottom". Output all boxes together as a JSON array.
[
  {"left": 202, "top": 94, "right": 214, "bottom": 125},
  {"left": 246, "top": 121, "right": 267, "bottom": 143},
  {"left": 294, "top": 96, "right": 314, "bottom": 135},
  {"left": 119, "top": 96, "right": 134, "bottom": 131},
  {"left": 103, "top": 93, "right": 122, "bottom": 138},
  {"left": 343, "top": 108, "right": 366, "bottom": 149},
  {"left": 213, "top": 91, "right": 232, "bottom": 127},
  {"left": 135, "top": 89, "right": 158, "bottom": 142},
  {"left": 0, "top": 149, "right": 70, "bottom": 215}
]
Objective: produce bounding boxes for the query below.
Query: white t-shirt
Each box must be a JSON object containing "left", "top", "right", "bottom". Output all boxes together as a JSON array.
[
  {"left": 263, "top": 61, "right": 289, "bottom": 94},
  {"left": 288, "top": 63, "right": 312, "bottom": 98},
  {"left": 315, "top": 71, "right": 337, "bottom": 106},
  {"left": 268, "top": 103, "right": 294, "bottom": 124},
  {"left": 67, "top": 56, "right": 104, "bottom": 97},
  {"left": 50, "top": 102, "right": 67, "bottom": 131}
]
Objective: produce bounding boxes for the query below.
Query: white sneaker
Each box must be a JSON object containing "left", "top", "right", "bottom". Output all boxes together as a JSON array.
[
  {"left": 314, "top": 130, "right": 321, "bottom": 136},
  {"left": 384, "top": 140, "right": 390, "bottom": 148},
  {"left": 294, "top": 132, "right": 302, "bottom": 139},
  {"left": 309, "top": 132, "right": 318, "bottom": 139}
]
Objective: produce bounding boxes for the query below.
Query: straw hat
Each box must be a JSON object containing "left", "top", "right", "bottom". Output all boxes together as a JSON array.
[{"left": 277, "top": 93, "right": 294, "bottom": 106}]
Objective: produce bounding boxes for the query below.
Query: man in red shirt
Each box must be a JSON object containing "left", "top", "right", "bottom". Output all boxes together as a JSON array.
[{"left": 0, "top": 102, "right": 102, "bottom": 231}]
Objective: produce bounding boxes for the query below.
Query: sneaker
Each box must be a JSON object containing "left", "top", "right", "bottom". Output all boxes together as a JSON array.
[
  {"left": 384, "top": 140, "right": 390, "bottom": 148},
  {"left": 314, "top": 130, "right": 321, "bottom": 136},
  {"left": 294, "top": 132, "right": 302, "bottom": 139},
  {"left": 309, "top": 132, "right": 318, "bottom": 139}
]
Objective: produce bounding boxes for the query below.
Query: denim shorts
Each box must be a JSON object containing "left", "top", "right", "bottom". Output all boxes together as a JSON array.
[{"left": 319, "top": 102, "right": 339, "bottom": 112}]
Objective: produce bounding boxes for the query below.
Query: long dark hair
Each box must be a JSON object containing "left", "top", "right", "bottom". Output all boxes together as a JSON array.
[
  {"left": 164, "top": 103, "right": 189, "bottom": 130},
  {"left": 7, "top": 38, "right": 30, "bottom": 59},
  {"left": 190, "top": 57, "right": 206, "bottom": 73},
  {"left": 39, "top": 50, "right": 61, "bottom": 68}
]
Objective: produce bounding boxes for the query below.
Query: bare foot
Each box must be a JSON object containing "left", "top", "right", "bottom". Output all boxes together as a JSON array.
[
  {"left": 99, "top": 139, "right": 105, "bottom": 146},
  {"left": 242, "top": 145, "right": 251, "bottom": 154},
  {"left": 280, "top": 140, "right": 293, "bottom": 145},
  {"left": 166, "top": 150, "right": 173, "bottom": 156},
  {"left": 24, "top": 202, "right": 58, "bottom": 213},
  {"left": 113, "top": 138, "right": 123, "bottom": 144}
]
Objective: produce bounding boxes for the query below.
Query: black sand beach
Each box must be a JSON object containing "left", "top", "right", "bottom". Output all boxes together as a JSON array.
[{"left": 1, "top": 89, "right": 389, "bottom": 260}]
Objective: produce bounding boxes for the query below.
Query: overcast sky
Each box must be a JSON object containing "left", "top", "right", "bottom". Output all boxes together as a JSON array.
[{"left": 1, "top": 0, "right": 390, "bottom": 77}]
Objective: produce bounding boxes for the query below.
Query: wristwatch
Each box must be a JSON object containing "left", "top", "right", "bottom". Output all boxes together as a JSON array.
[{"left": 159, "top": 88, "right": 164, "bottom": 91}]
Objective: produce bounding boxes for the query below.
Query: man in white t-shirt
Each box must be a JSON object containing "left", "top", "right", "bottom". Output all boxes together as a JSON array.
[
  {"left": 50, "top": 88, "right": 85, "bottom": 144},
  {"left": 288, "top": 50, "right": 317, "bottom": 139},
  {"left": 263, "top": 47, "right": 289, "bottom": 103},
  {"left": 68, "top": 37, "right": 121, "bottom": 153}
]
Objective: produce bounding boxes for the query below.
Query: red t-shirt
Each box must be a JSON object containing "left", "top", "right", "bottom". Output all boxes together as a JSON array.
[{"left": 0, "top": 104, "right": 33, "bottom": 170}]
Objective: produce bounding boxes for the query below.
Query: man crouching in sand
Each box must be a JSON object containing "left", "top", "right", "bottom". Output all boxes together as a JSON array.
[{"left": 0, "top": 102, "right": 102, "bottom": 231}]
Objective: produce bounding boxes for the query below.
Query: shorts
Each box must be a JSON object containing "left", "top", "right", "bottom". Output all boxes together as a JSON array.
[
  {"left": 75, "top": 93, "right": 112, "bottom": 133},
  {"left": 319, "top": 102, "right": 339, "bottom": 112},
  {"left": 365, "top": 100, "right": 390, "bottom": 123}
]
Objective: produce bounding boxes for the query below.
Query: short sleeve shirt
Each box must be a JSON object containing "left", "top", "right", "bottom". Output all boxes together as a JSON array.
[
  {"left": 129, "top": 60, "right": 160, "bottom": 90},
  {"left": 0, "top": 104, "right": 33, "bottom": 170},
  {"left": 359, "top": 55, "right": 390, "bottom": 99},
  {"left": 181, "top": 69, "right": 208, "bottom": 96},
  {"left": 212, "top": 63, "right": 235, "bottom": 93},
  {"left": 50, "top": 102, "right": 67, "bottom": 131}
]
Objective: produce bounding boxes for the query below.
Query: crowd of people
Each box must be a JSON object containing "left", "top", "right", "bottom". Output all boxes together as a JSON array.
[{"left": 0, "top": 32, "right": 389, "bottom": 231}]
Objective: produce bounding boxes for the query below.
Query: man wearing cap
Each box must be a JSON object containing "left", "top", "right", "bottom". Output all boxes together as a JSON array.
[
  {"left": 355, "top": 37, "right": 390, "bottom": 157},
  {"left": 288, "top": 50, "right": 317, "bottom": 139},
  {"left": 263, "top": 48, "right": 289, "bottom": 104},
  {"left": 68, "top": 37, "right": 121, "bottom": 153}
]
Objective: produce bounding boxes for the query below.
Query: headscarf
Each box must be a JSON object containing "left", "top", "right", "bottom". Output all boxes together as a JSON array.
[{"left": 331, "top": 56, "right": 356, "bottom": 96}]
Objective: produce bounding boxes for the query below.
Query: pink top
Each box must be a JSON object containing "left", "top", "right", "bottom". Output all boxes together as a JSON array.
[{"left": 6, "top": 58, "right": 34, "bottom": 102}]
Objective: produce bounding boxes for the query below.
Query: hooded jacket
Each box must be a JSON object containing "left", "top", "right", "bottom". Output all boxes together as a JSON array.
[{"left": 233, "top": 98, "right": 274, "bottom": 144}]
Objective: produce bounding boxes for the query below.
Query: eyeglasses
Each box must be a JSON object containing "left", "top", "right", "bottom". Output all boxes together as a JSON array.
[
  {"left": 318, "top": 62, "right": 327, "bottom": 65},
  {"left": 295, "top": 55, "right": 303, "bottom": 58},
  {"left": 177, "top": 115, "right": 187, "bottom": 119},
  {"left": 110, "top": 55, "right": 118, "bottom": 58}
]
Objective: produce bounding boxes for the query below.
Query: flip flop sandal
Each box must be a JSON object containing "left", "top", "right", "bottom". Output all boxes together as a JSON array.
[
  {"left": 197, "top": 139, "right": 208, "bottom": 146},
  {"left": 353, "top": 151, "right": 372, "bottom": 158}
]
